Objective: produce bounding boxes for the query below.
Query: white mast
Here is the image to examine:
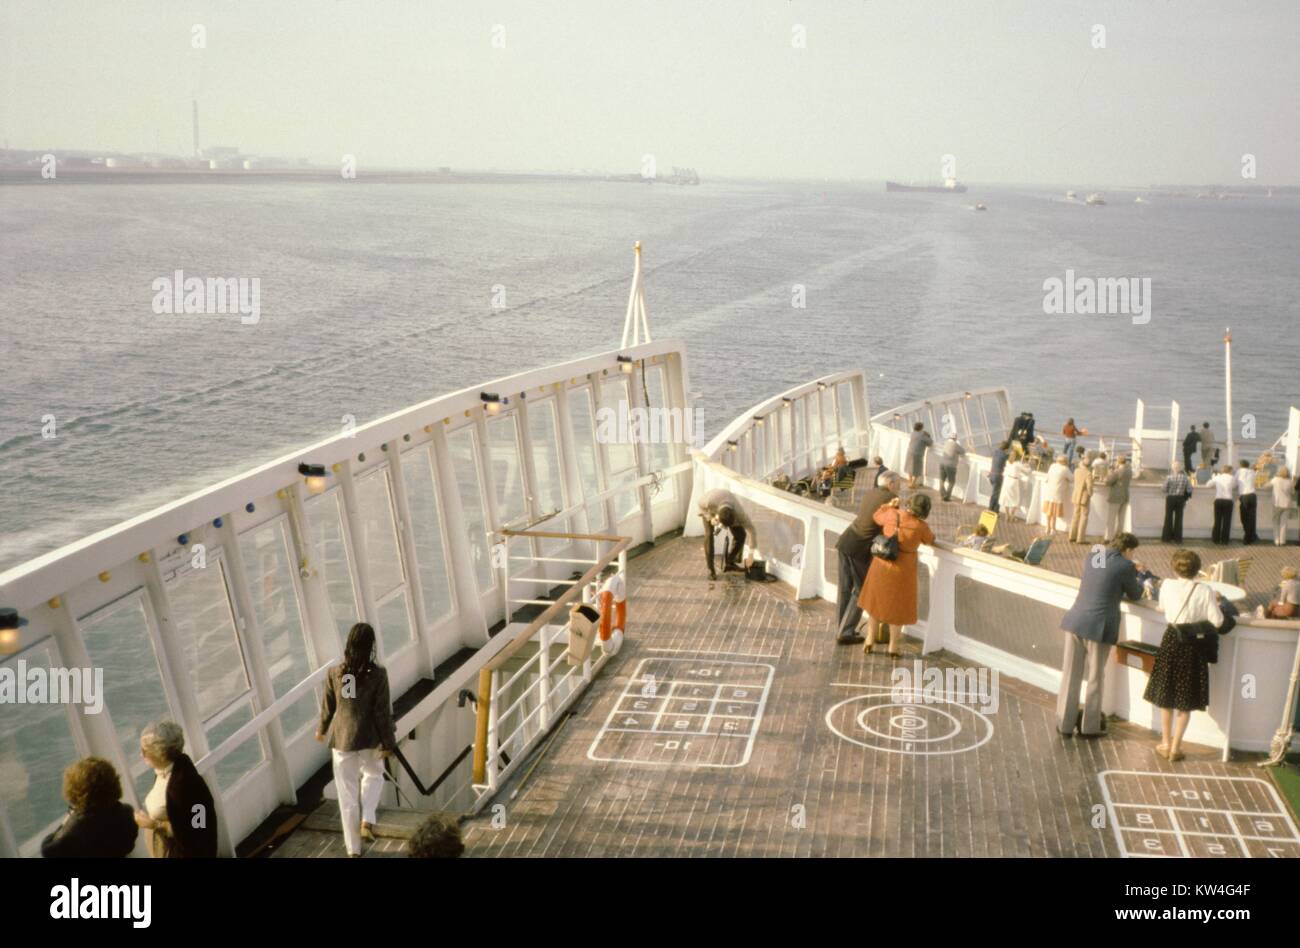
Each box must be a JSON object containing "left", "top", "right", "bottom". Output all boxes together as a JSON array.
[
  {"left": 620, "top": 241, "right": 652, "bottom": 348},
  {"left": 1224, "top": 328, "right": 1235, "bottom": 467}
]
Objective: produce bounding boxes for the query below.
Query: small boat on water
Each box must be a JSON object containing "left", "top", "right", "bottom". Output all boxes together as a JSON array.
[
  {"left": 1085, "top": 192, "right": 1106, "bottom": 205},
  {"left": 1065, "top": 190, "right": 1077, "bottom": 200},
  {"left": 1134, "top": 196, "right": 1147, "bottom": 204},
  {"left": 973, "top": 203, "right": 987, "bottom": 211}
]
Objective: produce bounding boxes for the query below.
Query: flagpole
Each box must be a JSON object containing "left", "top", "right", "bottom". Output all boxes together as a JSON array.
[{"left": 1224, "top": 328, "right": 1235, "bottom": 468}]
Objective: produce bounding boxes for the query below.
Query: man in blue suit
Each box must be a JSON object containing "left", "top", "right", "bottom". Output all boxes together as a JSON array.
[{"left": 1055, "top": 532, "right": 1144, "bottom": 737}]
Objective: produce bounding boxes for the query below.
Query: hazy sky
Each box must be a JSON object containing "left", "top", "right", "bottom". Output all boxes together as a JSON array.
[{"left": 3, "top": 1, "right": 1298, "bottom": 184}]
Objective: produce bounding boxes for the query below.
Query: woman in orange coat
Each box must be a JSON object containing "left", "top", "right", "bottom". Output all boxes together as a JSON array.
[{"left": 859, "top": 492, "right": 935, "bottom": 657}]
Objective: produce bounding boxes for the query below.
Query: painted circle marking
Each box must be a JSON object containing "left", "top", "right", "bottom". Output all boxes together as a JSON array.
[{"left": 827, "top": 690, "right": 994, "bottom": 756}]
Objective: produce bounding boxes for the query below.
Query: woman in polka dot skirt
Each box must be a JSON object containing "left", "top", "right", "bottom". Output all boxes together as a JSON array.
[{"left": 1143, "top": 549, "right": 1226, "bottom": 762}]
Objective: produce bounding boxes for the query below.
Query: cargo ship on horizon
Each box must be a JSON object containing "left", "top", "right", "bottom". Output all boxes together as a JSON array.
[{"left": 885, "top": 177, "right": 968, "bottom": 193}]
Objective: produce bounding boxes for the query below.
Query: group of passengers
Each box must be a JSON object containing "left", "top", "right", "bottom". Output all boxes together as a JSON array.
[
  {"left": 703, "top": 422, "right": 1300, "bottom": 768},
  {"left": 40, "top": 620, "right": 464, "bottom": 859},
  {"left": 39, "top": 721, "right": 219, "bottom": 859}
]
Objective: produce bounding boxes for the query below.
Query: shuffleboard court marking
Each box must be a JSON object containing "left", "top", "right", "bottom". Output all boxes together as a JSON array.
[
  {"left": 825, "top": 685, "right": 994, "bottom": 756},
  {"left": 1098, "top": 770, "right": 1300, "bottom": 858},
  {"left": 587, "top": 654, "right": 775, "bottom": 768}
]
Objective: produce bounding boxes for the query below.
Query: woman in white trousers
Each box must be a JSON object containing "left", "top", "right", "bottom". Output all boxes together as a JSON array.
[{"left": 317, "top": 622, "right": 397, "bottom": 857}]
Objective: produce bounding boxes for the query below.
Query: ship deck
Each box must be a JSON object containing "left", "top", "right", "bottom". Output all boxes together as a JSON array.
[
  {"left": 267, "top": 477, "right": 1300, "bottom": 859},
  {"left": 449, "top": 531, "right": 1298, "bottom": 858}
]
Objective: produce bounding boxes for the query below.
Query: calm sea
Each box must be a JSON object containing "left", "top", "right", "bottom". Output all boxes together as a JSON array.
[{"left": 2, "top": 177, "right": 1298, "bottom": 571}]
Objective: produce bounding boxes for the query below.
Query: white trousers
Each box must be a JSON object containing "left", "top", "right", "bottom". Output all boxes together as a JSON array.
[{"left": 332, "top": 747, "right": 384, "bottom": 855}]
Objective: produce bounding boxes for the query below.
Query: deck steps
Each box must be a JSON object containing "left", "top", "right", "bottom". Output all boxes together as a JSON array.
[{"left": 271, "top": 801, "right": 427, "bottom": 858}]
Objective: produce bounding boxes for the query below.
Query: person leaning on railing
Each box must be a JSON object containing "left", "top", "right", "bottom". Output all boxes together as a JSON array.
[
  {"left": 834, "top": 471, "right": 900, "bottom": 645},
  {"left": 1103, "top": 456, "right": 1133, "bottom": 543},
  {"left": 987, "top": 440, "right": 1010, "bottom": 514},
  {"left": 858, "top": 492, "right": 934, "bottom": 658},
  {"left": 41, "top": 757, "right": 138, "bottom": 858},
  {"left": 1145, "top": 549, "right": 1236, "bottom": 762},
  {"left": 317, "top": 622, "right": 397, "bottom": 858},
  {"left": 1161, "top": 462, "right": 1193, "bottom": 544},
  {"left": 1056, "top": 532, "right": 1144, "bottom": 738},
  {"left": 1270, "top": 467, "right": 1296, "bottom": 546},
  {"left": 133, "top": 720, "right": 218, "bottom": 858}
]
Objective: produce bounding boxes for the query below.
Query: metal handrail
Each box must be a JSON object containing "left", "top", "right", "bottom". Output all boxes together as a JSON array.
[
  {"left": 194, "top": 662, "right": 333, "bottom": 775},
  {"left": 471, "top": 528, "right": 631, "bottom": 786}
]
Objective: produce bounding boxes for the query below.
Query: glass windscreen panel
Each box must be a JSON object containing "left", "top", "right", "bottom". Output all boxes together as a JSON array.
[
  {"left": 168, "top": 560, "right": 252, "bottom": 722},
  {"left": 400, "top": 445, "right": 455, "bottom": 628},
  {"left": 487, "top": 415, "right": 528, "bottom": 528},
  {"left": 567, "top": 387, "right": 607, "bottom": 532},
  {"left": 447, "top": 426, "right": 495, "bottom": 594},
  {"left": 79, "top": 593, "right": 174, "bottom": 799},
  {"left": 527, "top": 400, "right": 567, "bottom": 553},
  {"left": 821, "top": 389, "right": 836, "bottom": 453},
  {"left": 642, "top": 367, "right": 677, "bottom": 503},
  {"left": 355, "top": 468, "right": 415, "bottom": 656},
  {"left": 0, "top": 643, "right": 83, "bottom": 851},
  {"left": 601, "top": 378, "right": 641, "bottom": 522},
  {"left": 206, "top": 699, "right": 264, "bottom": 792},
  {"left": 837, "top": 383, "right": 857, "bottom": 454},
  {"left": 166, "top": 560, "right": 265, "bottom": 788},
  {"left": 304, "top": 489, "right": 360, "bottom": 649},
  {"left": 239, "top": 519, "right": 317, "bottom": 737}
]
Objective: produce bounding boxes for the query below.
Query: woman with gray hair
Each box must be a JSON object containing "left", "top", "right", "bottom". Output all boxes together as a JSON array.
[{"left": 133, "top": 720, "right": 219, "bottom": 857}]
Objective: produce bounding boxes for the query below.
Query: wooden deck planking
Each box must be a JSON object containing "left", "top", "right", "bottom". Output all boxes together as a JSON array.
[{"left": 452, "top": 534, "right": 1287, "bottom": 858}]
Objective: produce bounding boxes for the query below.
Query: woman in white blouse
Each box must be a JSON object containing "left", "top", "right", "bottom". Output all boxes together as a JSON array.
[
  {"left": 998, "top": 458, "right": 1030, "bottom": 520},
  {"left": 1042, "top": 455, "right": 1071, "bottom": 533},
  {"left": 1270, "top": 467, "right": 1296, "bottom": 545},
  {"left": 1143, "top": 549, "right": 1225, "bottom": 762}
]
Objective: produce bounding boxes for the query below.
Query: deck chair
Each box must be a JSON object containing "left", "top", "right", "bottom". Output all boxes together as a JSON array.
[
  {"left": 1016, "top": 535, "right": 1053, "bottom": 565},
  {"left": 1204, "top": 557, "right": 1250, "bottom": 587},
  {"left": 828, "top": 467, "right": 857, "bottom": 503},
  {"left": 956, "top": 510, "right": 998, "bottom": 544},
  {"left": 994, "top": 534, "right": 1053, "bottom": 564}
]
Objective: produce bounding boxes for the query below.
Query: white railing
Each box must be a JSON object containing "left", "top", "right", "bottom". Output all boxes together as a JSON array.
[
  {"left": 0, "top": 339, "right": 695, "bottom": 857},
  {"left": 703, "top": 371, "right": 871, "bottom": 484},
  {"left": 468, "top": 528, "right": 631, "bottom": 808},
  {"left": 691, "top": 380, "right": 1299, "bottom": 759}
]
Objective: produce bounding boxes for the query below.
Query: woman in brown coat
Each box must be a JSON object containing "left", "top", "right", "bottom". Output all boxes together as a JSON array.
[{"left": 859, "top": 493, "right": 935, "bottom": 657}]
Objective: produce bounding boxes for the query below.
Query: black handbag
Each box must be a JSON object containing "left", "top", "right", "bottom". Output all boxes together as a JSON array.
[
  {"left": 870, "top": 510, "right": 901, "bottom": 561},
  {"left": 1170, "top": 585, "right": 1236, "bottom": 665}
]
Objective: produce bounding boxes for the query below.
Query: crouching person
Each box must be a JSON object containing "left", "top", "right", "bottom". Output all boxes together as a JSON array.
[{"left": 698, "top": 488, "right": 758, "bottom": 581}]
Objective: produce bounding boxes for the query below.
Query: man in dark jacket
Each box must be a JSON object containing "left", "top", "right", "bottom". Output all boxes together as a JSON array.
[
  {"left": 1055, "top": 533, "right": 1144, "bottom": 737},
  {"left": 834, "top": 472, "right": 900, "bottom": 644},
  {"left": 1182, "top": 425, "right": 1200, "bottom": 474},
  {"left": 988, "top": 440, "right": 1010, "bottom": 513}
]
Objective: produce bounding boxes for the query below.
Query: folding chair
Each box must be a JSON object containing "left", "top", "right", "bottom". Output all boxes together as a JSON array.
[
  {"left": 957, "top": 510, "right": 998, "bottom": 544},
  {"left": 1017, "top": 535, "right": 1053, "bottom": 565}
]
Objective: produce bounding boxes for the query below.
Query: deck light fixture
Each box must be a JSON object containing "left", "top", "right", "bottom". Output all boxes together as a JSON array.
[
  {"left": 299, "top": 463, "right": 328, "bottom": 495},
  {"left": 480, "top": 392, "right": 507, "bottom": 415},
  {"left": 817, "top": 382, "right": 827, "bottom": 391},
  {"left": 727, "top": 440, "right": 739, "bottom": 453},
  {"left": 753, "top": 416, "right": 765, "bottom": 427},
  {"left": 617, "top": 355, "right": 635, "bottom": 374},
  {"left": 0, "top": 607, "right": 27, "bottom": 654}
]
